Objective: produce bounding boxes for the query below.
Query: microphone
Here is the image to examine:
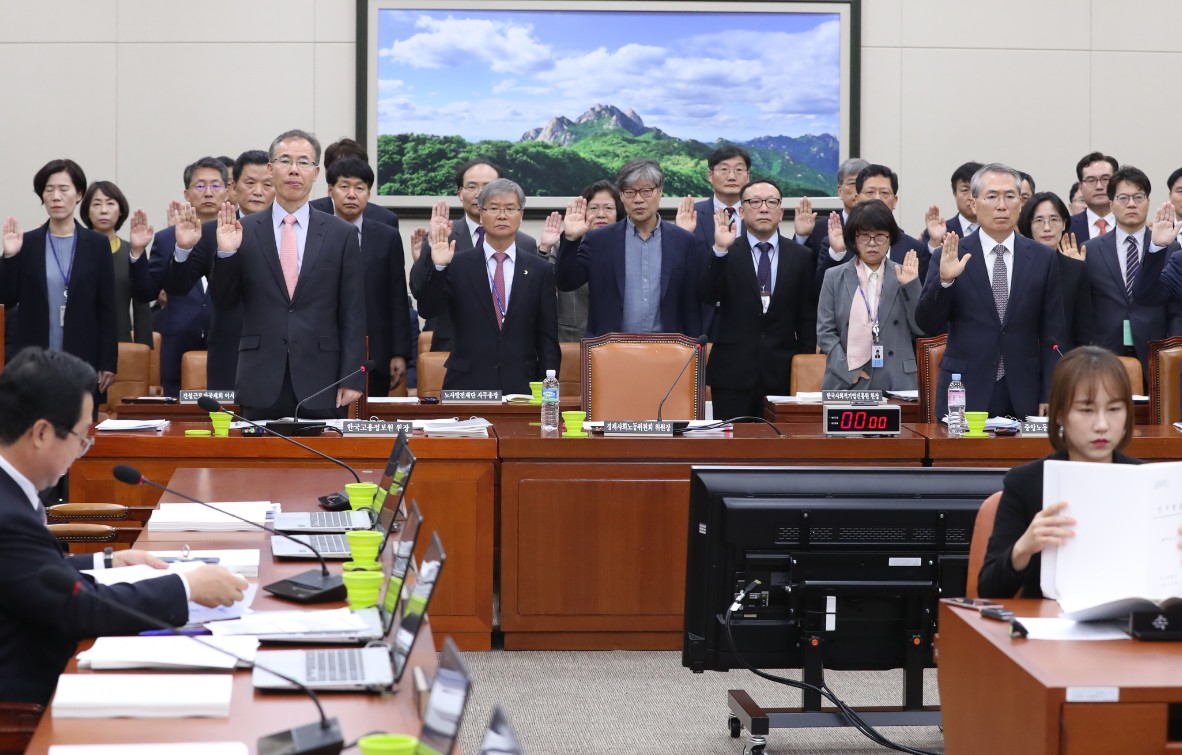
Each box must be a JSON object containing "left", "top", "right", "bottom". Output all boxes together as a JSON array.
[
  {"left": 656, "top": 334, "right": 708, "bottom": 428},
  {"left": 39, "top": 565, "right": 343, "bottom": 755},
  {"left": 1052, "top": 343, "right": 1065, "bottom": 359},
  {"left": 268, "top": 361, "right": 374, "bottom": 437},
  {"left": 113, "top": 464, "right": 346, "bottom": 604}
]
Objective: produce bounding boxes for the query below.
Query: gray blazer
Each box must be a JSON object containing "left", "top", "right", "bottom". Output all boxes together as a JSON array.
[{"left": 817, "top": 259, "right": 923, "bottom": 390}]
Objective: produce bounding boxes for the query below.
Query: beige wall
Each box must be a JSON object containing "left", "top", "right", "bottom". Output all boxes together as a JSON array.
[{"left": 1, "top": 0, "right": 1180, "bottom": 241}]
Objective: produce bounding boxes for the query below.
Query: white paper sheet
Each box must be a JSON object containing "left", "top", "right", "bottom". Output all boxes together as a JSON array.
[
  {"left": 206, "top": 607, "right": 370, "bottom": 636},
  {"left": 77, "top": 636, "right": 260, "bottom": 670},
  {"left": 49, "top": 743, "right": 247, "bottom": 755},
  {"left": 52, "top": 674, "right": 232, "bottom": 718},
  {"left": 147, "top": 549, "right": 261, "bottom": 577},
  {"left": 94, "top": 419, "right": 170, "bottom": 431},
  {"left": 1014, "top": 617, "right": 1130, "bottom": 641},
  {"left": 147, "top": 501, "right": 272, "bottom": 531}
]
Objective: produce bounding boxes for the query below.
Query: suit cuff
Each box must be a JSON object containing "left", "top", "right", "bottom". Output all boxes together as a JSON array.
[
  {"left": 174, "top": 245, "right": 191, "bottom": 263},
  {"left": 434, "top": 264, "right": 447, "bottom": 271},
  {"left": 828, "top": 249, "right": 844, "bottom": 261},
  {"left": 794, "top": 234, "right": 809, "bottom": 245},
  {"left": 176, "top": 573, "right": 192, "bottom": 602},
  {"left": 940, "top": 279, "right": 954, "bottom": 288},
  {"left": 1148, "top": 242, "right": 1165, "bottom": 254},
  {"left": 217, "top": 250, "right": 235, "bottom": 258},
  {"left": 713, "top": 248, "right": 727, "bottom": 256}
]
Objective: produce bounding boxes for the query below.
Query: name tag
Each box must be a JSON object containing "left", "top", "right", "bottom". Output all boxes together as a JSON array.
[
  {"left": 342, "top": 420, "right": 414, "bottom": 436},
  {"left": 871, "top": 344, "right": 884, "bottom": 369},
  {"left": 821, "top": 390, "right": 883, "bottom": 403},
  {"left": 440, "top": 389, "right": 502, "bottom": 403},
  {"left": 1020, "top": 421, "right": 1049, "bottom": 435},
  {"left": 179, "top": 390, "right": 236, "bottom": 404},
  {"left": 602, "top": 420, "right": 674, "bottom": 436}
]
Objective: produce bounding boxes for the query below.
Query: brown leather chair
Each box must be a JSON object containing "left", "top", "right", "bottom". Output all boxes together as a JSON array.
[
  {"left": 100, "top": 342, "right": 151, "bottom": 415},
  {"left": 559, "top": 341, "right": 580, "bottom": 398},
  {"left": 180, "top": 350, "right": 208, "bottom": 391},
  {"left": 47, "top": 523, "right": 140, "bottom": 554},
  {"left": 967, "top": 491, "right": 1003, "bottom": 599},
  {"left": 419, "top": 331, "right": 433, "bottom": 355},
  {"left": 418, "top": 351, "right": 448, "bottom": 399},
  {"left": 1116, "top": 356, "right": 1143, "bottom": 398},
  {"left": 789, "top": 353, "right": 826, "bottom": 395},
  {"left": 46, "top": 502, "right": 151, "bottom": 527},
  {"left": 0, "top": 702, "right": 42, "bottom": 755},
  {"left": 1149, "top": 336, "right": 1182, "bottom": 424},
  {"left": 148, "top": 331, "right": 162, "bottom": 392},
  {"left": 916, "top": 334, "right": 948, "bottom": 423},
  {"left": 582, "top": 333, "right": 704, "bottom": 421}
]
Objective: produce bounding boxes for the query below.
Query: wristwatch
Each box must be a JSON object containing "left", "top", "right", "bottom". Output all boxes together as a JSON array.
[{"left": 103, "top": 547, "right": 114, "bottom": 569}]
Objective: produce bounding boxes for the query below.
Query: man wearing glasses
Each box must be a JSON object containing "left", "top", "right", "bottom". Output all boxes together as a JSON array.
[
  {"left": 1081, "top": 166, "right": 1182, "bottom": 382},
  {"left": 917, "top": 164, "right": 1065, "bottom": 419},
  {"left": 700, "top": 180, "right": 816, "bottom": 421},
  {"left": 204, "top": 129, "right": 366, "bottom": 420},
  {"left": 556, "top": 159, "right": 702, "bottom": 337},
  {"left": 415, "top": 179, "right": 558, "bottom": 394},
  {"left": 1069, "top": 152, "right": 1119, "bottom": 243}
]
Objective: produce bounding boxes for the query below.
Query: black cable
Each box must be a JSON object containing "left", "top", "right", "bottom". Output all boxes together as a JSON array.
[{"left": 723, "top": 580, "right": 940, "bottom": 755}]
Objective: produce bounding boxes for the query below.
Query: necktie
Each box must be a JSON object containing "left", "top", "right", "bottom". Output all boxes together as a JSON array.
[
  {"left": 280, "top": 214, "right": 298, "bottom": 299},
  {"left": 1095, "top": 218, "right": 1109, "bottom": 236},
  {"left": 475, "top": 226, "right": 486, "bottom": 248},
  {"left": 724, "top": 206, "right": 736, "bottom": 230},
  {"left": 991, "top": 245, "right": 1008, "bottom": 379},
  {"left": 755, "top": 241, "right": 772, "bottom": 294},
  {"left": 491, "top": 252, "right": 508, "bottom": 329},
  {"left": 1125, "top": 235, "right": 1139, "bottom": 301}
]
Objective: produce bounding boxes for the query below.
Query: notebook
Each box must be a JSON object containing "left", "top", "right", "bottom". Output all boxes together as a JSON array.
[{"left": 252, "top": 531, "right": 444, "bottom": 691}]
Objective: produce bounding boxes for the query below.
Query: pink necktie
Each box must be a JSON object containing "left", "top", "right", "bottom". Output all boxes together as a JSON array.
[
  {"left": 1095, "top": 218, "right": 1109, "bottom": 236},
  {"left": 491, "top": 252, "right": 507, "bottom": 330},
  {"left": 280, "top": 214, "right": 298, "bottom": 299}
]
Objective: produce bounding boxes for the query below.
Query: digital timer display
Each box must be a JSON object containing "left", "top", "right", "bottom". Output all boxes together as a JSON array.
[{"left": 822, "top": 404, "right": 902, "bottom": 435}]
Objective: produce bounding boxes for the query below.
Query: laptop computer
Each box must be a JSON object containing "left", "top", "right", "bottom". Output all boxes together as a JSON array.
[
  {"left": 415, "top": 637, "right": 473, "bottom": 755},
  {"left": 252, "top": 531, "right": 445, "bottom": 691},
  {"left": 477, "top": 705, "right": 524, "bottom": 755},
  {"left": 270, "top": 432, "right": 416, "bottom": 557}
]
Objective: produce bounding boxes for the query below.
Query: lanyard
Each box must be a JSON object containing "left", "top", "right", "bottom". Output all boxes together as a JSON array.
[
  {"left": 856, "top": 273, "right": 882, "bottom": 341},
  {"left": 47, "top": 231, "right": 77, "bottom": 299}
]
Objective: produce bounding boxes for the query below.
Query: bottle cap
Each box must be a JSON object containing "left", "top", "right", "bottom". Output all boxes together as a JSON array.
[
  {"left": 545, "top": 369, "right": 556, "bottom": 378},
  {"left": 951, "top": 373, "right": 962, "bottom": 381}
]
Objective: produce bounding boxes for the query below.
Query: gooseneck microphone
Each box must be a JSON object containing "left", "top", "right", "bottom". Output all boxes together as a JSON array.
[
  {"left": 39, "top": 565, "right": 343, "bottom": 755},
  {"left": 113, "top": 464, "right": 345, "bottom": 604},
  {"left": 262, "top": 360, "right": 374, "bottom": 437},
  {"left": 656, "top": 334, "right": 708, "bottom": 427}
]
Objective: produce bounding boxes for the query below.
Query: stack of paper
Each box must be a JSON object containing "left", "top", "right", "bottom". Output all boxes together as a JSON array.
[
  {"left": 49, "top": 744, "right": 247, "bottom": 755},
  {"left": 884, "top": 390, "right": 919, "bottom": 401},
  {"left": 77, "top": 636, "right": 260, "bottom": 670},
  {"left": 147, "top": 549, "right": 262, "bottom": 577},
  {"left": 366, "top": 396, "right": 422, "bottom": 405},
  {"left": 421, "top": 418, "right": 492, "bottom": 438},
  {"left": 207, "top": 607, "right": 370, "bottom": 637},
  {"left": 766, "top": 392, "right": 822, "bottom": 404},
  {"left": 94, "top": 419, "right": 170, "bottom": 432},
  {"left": 147, "top": 501, "right": 272, "bottom": 532},
  {"left": 52, "top": 674, "right": 233, "bottom": 718}
]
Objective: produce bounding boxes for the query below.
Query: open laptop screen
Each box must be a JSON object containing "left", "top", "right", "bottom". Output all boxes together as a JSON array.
[
  {"left": 416, "top": 637, "right": 472, "bottom": 755},
  {"left": 374, "top": 430, "right": 416, "bottom": 554},
  {"left": 378, "top": 500, "right": 422, "bottom": 635},
  {"left": 477, "top": 705, "right": 523, "bottom": 755},
  {"left": 391, "top": 531, "right": 445, "bottom": 683}
]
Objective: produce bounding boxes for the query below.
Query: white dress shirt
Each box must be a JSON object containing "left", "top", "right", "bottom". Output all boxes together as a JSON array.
[
  {"left": 1086, "top": 208, "right": 1116, "bottom": 238},
  {"left": 982, "top": 231, "right": 1015, "bottom": 294}
]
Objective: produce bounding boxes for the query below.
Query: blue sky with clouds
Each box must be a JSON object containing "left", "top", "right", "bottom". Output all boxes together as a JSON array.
[{"left": 376, "top": 7, "right": 841, "bottom": 143}]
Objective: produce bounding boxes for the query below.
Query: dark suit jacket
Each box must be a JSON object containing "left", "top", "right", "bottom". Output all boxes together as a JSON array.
[
  {"left": 359, "top": 218, "right": 411, "bottom": 396},
  {"left": 815, "top": 231, "right": 932, "bottom": 291},
  {"left": 0, "top": 468, "right": 187, "bottom": 704},
  {"left": 309, "top": 196, "right": 399, "bottom": 229},
  {"left": 149, "top": 226, "right": 212, "bottom": 337},
  {"left": 413, "top": 244, "right": 559, "bottom": 394},
  {"left": 0, "top": 221, "right": 118, "bottom": 374},
  {"left": 112, "top": 239, "right": 153, "bottom": 345},
  {"left": 690, "top": 197, "right": 736, "bottom": 336},
  {"left": 915, "top": 231, "right": 1065, "bottom": 418},
  {"left": 978, "top": 451, "right": 1141, "bottom": 599},
  {"left": 555, "top": 219, "right": 702, "bottom": 337},
  {"left": 1082, "top": 230, "right": 1182, "bottom": 377},
  {"left": 208, "top": 204, "right": 367, "bottom": 410},
  {"left": 550, "top": 236, "right": 588, "bottom": 342},
  {"left": 700, "top": 235, "right": 816, "bottom": 393},
  {"left": 412, "top": 218, "right": 538, "bottom": 352},
  {"left": 1057, "top": 253, "right": 1094, "bottom": 352}
]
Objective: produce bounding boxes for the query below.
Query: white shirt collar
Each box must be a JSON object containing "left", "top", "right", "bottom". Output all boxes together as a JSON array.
[
  {"left": 1116, "top": 226, "right": 1145, "bottom": 248},
  {"left": 981, "top": 230, "right": 1016, "bottom": 255},
  {"left": 957, "top": 213, "right": 977, "bottom": 232},
  {"left": 464, "top": 215, "right": 482, "bottom": 241},
  {"left": 272, "top": 201, "right": 310, "bottom": 229},
  {"left": 0, "top": 452, "right": 41, "bottom": 512},
  {"left": 1086, "top": 207, "right": 1116, "bottom": 232},
  {"left": 713, "top": 196, "right": 741, "bottom": 216},
  {"left": 483, "top": 241, "right": 517, "bottom": 263},
  {"left": 746, "top": 232, "right": 778, "bottom": 252}
]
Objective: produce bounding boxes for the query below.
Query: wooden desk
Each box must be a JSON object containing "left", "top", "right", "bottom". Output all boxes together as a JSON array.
[
  {"left": 24, "top": 471, "right": 437, "bottom": 753},
  {"left": 496, "top": 421, "right": 927, "bottom": 650},
  {"left": 915, "top": 423, "right": 1182, "bottom": 467},
  {"left": 937, "top": 599, "right": 1182, "bottom": 755},
  {"left": 72, "top": 431, "right": 497, "bottom": 650},
  {"left": 113, "top": 402, "right": 241, "bottom": 421},
  {"left": 765, "top": 398, "right": 921, "bottom": 424},
  {"left": 364, "top": 397, "right": 579, "bottom": 420}
]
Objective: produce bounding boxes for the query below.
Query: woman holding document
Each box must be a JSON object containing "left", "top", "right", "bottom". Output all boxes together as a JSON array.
[{"left": 977, "top": 347, "right": 1140, "bottom": 598}]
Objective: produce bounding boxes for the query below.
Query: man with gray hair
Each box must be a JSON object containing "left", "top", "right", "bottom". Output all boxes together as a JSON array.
[
  {"left": 416, "top": 178, "right": 559, "bottom": 393},
  {"left": 556, "top": 158, "right": 702, "bottom": 336},
  {"left": 792, "top": 157, "right": 870, "bottom": 263},
  {"left": 916, "top": 163, "right": 1065, "bottom": 419}
]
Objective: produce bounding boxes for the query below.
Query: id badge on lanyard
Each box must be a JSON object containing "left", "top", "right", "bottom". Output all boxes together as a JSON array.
[
  {"left": 871, "top": 321, "right": 884, "bottom": 368},
  {"left": 760, "top": 287, "right": 770, "bottom": 314}
]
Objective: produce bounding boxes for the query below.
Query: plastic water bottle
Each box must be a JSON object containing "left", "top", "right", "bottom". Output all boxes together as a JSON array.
[
  {"left": 947, "top": 373, "right": 966, "bottom": 438},
  {"left": 541, "top": 369, "right": 560, "bottom": 434}
]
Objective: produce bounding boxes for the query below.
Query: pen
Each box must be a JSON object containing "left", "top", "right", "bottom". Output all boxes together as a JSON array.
[{"left": 139, "top": 628, "right": 211, "bottom": 636}]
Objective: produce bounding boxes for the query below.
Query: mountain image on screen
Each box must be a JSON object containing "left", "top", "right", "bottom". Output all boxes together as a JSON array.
[{"left": 376, "top": 103, "right": 838, "bottom": 198}]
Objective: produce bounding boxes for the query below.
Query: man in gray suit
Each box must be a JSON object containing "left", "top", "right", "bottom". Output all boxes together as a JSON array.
[
  {"left": 205, "top": 129, "right": 366, "bottom": 420},
  {"left": 412, "top": 159, "right": 537, "bottom": 352}
]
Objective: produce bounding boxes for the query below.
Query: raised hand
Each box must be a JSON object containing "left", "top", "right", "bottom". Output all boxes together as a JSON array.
[
  {"left": 215, "top": 202, "right": 242, "bottom": 253},
  {"left": 166, "top": 201, "right": 180, "bottom": 228},
  {"left": 1059, "top": 232, "right": 1084, "bottom": 260},
  {"left": 539, "top": 210, "right": 562, "bottom": 251},
  {"left": 174, "top": 201, "right": 202, "bottom": 249},
  {"left": 895, "top": 249, "right": 920, "bottom": 285},
  {"left": 794, "top": 196, "right": 816, "bottom": 238},
  {"left": 429, "top": 215, "right": 456, "bottom": 267},
  {"left": 938, "top": 232, "right": 969, "bottom": 284},
  {"left": 410, "top": 227, "right": 425, "bottom": 262},
  {"left": 713, "top": 207, "right": 737, "bottom": 252},
  {"left": 675, "top": 195, "right": 697, "bottom": 233},
  {"left": 2, "top": 216, "right": 23, "bottom": 258},
  {"left": 562, "top": 196, "right": 589, "bottom": 241},
  {"left": 128, "top": 208, "right": 154, "bottom": 256},
  {"left": 1151, "top": 201, "right": 1179, "bottom": 248},
  {"left": 925, "top": 205, "right": 946, "bottom": 246},
  {"left": 826, "top": 210, "right": 846, "bottom": 254},
  {"left": 429, "top": 199, "right": 451, "bottom": 235}
]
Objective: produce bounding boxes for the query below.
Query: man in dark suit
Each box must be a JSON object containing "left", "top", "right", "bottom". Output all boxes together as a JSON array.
[
  {"left": 0, "top": 348, "right": 246, "bottom": 704},
  {"left": 1083, "top": 166, "right": 1182, "bottom": 380},
  {"left": 916, "top": 164, "right": 1065, "bottom": 418},
  {"left": 309, "top": 137, "right": 399, "bottom": 230},
  {"left": 206, "top": 129, "right": 367, "bottom": 420},
  {"left": 413, "top": 159, "right": 538, "bottom": 353},
  {"left": 1068, "top": 152, "right": 1118, "bottom": 243},
  {"left": 556, "top": 159, "right": 702, "bottom": 337},
  {"left": 921, "top": 161, "right": 983, "bottom": 247},
  {"left": 701, "top": 179, "right": 816, "bottom": 421},
  {"left": 414, "top": 179, "right": 558, "bottom": 393},
  {"left": 324, "top": 156, "right": 411, "bottom": 396},
  {"left": 792, "top": 157, "right": 869, "bottom": 262}
]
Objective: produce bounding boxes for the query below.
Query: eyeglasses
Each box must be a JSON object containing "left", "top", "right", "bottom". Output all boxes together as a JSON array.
[
  {"left": 860, "top": 190, "right": 895, "bottom": 200},
  {"left": 271, "top": 156, "right": 318, "bottom": 170},
  {"left": 1031, "top": 215, "right": 1065, "bottom": 228},
  {"left": 711, "top": 166, "right": 749, "bottom": 177},
  {"left": 742, "top": 197, "right": 782, "bottom": 209},
  {"left": 57, "top": 426, "right": 94, "bottom": 458},
  {"left": 1081, "top": 175, "right": 1112, "bottom": 187},
  {"left": 481, "top": 206, "right": 522, "bottom": 216},
  {"left": 1113, "top": 193, "right": 1148, "bottom": 206},
  {"left": 620, "top": 187, "right": 658, "bottom": 200},
  {"left": 586, "top": 204, "right": 616, "bottom": 215},
  {"left": 979, "top": 192, "right": 1020, "bottom": 206},
  {"left": 191, "top": 182, "right": 224, "bottom": 193},
  {"left": 462, "top": 183, "right": 488, "bottom": 195},
  {"left": 855, "top": 232, "right": 890, "bottom": 247}
]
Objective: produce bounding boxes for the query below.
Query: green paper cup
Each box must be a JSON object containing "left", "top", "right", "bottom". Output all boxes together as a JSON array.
[
  {"left": 345, "top": 482, "right": 379, "bottom": 511},
  {"left": 963, "top": 411, "right": 989, "bottom": 435},
  {"left": 184, "top": 429, "right": 212, "bottom": 437},
  {"left": 342, "top": 571, "right": 384, "bottom": 610},
  {"left": 529, "top": 381, "right": 544, "bottom": 398},
  {"left": 342, "top": 560, "right": 381, "bottom": 572},
  {"left": 346, "top": 529, "right": 383, "bottom": 563},
  {"left": 357, "top": 734, "right": 418, "bottom": 755},
  {"left": 209, "top": 412, "right": 232, "bottom": 437},
  {"left": 561, "top": 410, "right": 587, "bottom": 433}
]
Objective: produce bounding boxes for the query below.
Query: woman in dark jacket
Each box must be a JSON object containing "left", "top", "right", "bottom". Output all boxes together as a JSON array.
[{"left": 80, "top": 180, "right": 154, "bottom": 346}]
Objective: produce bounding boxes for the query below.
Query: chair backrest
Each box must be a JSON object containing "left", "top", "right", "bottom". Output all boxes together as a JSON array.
[
  {"left": 581, "top": 333, "right": 704, "bottom": 421},
  {"left": 559, "top": 341, "right": 580, "bottom": 398},
  {"left": 180, "top": 350, "right": 208, "bottom": 391},
  {"left": 789, "top": 353, "right": 826, "bottom": 395},
  {"left": 101, "top": 342, "right": 151, "bottom": 414},
  {"left": 1149, "top": 336, "right": 1182, "bottom": 424},
  {"left": 148, "top": 331, "right": 162, "bottom": 391},
  {"left": 966, "top": 491, "right": 1002, "bottom": 599},
  {"left": 1116, "top": 355, "right": 1143, "bottom": 397},
  {"left": 419, "top": 331, "right": 434, "bottom": 355},
  {"left": 418, "top": 351, "right": 448, "bottom": 398},
  {"left": 916, "top": 334, "right": 948, "bottom": 423}
]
